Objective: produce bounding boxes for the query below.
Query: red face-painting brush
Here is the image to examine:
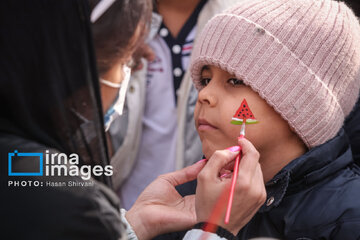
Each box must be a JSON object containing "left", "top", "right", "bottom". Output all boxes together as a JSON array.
[{"left": 225, "top": 99, "right": 258, "bottom": 224}]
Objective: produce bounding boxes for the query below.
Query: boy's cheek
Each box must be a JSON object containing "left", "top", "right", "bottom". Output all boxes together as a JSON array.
[
  {"left": 193, "top": 102, "right": 201, "bottom": 120},
  {"left": 225, "top": 125, "right": 243, "bottom": 142},
  {"left": 200, "top": 134, "right": 238, "bottom": 158},
  {"left": 200, "top": 136, "right": 225, "bottom": 159}
]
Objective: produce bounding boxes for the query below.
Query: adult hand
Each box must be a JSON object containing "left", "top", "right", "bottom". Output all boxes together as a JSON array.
[
  {"left": 126, "top": 160, "right": 207, "bottom": 240},
  {"left": 196, "top": 137, "right": 266, "bottom": 235}
]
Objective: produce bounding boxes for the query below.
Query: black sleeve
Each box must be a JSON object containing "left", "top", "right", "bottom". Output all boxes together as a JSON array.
[
  {"left": 193, "top": 222, "right": 237, "bottom": 240},
  {"left": 0, "top": 134, "right": 124, "bottom": 240},
  {"left": 3, "top": 175, "right": 125, "bottom": 240}
]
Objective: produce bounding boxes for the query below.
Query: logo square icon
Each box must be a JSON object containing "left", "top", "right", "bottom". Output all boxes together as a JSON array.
[{"left": 8, "top": 150, "right": 43, "bottom": 176}]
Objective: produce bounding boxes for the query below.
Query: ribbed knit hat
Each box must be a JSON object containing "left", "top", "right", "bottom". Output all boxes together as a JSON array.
[{"left": 191, "top": 0, "right": 360, "bottom": 148}]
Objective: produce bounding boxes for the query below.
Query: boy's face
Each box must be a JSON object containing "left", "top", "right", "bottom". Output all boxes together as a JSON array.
[{"left": 194, "top": 65, "right": 299, "bottom": 161}]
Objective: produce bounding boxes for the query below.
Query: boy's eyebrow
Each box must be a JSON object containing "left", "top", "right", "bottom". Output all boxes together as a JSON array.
[{"left": 201, "top": 65, "right": 210, "bottom": 74}]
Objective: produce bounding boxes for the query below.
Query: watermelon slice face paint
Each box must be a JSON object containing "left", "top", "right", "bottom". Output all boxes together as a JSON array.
[{"left": 230, "top": 99, "right": 259, "bottom": 125}]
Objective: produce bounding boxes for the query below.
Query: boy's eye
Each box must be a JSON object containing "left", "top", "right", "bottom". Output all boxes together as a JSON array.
[
  {"left": 200, "top": 77, "right": 211, "bottom": 86},
  {"left": 228, "top": 78, "right": 244, "bottom": 86}
]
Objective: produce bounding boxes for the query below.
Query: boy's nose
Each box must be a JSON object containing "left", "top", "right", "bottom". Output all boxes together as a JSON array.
[{"left": 197, "top": 84, "right": 218, "bottom": 107}]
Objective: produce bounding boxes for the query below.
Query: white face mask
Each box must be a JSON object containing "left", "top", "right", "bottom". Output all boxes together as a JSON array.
[
  {"left": 91, "top": 0, "right": 131, "bottom": 130},
  {"left": 102, "top": 65, "right": 131, "bottom": 131}
]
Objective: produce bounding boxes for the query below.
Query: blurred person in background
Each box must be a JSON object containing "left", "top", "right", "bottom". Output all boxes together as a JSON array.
[
  {"left": 1, "top": 0, "right": 266, "bottom": 239},
  {"left": 109, "top": 0, "right": 244, "bottom": 211}
]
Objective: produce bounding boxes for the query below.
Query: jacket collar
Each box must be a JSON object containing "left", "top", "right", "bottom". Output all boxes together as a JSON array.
[{"left": 259, "top": 128, "right": 353, "bottom": 212}]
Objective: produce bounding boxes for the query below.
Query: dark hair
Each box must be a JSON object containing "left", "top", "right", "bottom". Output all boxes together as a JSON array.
[
  {"left": 342, "top": 0, "right": 360, "bottom": 17},
  {"left": 89, "top": 0, "right": 152, "bottom": 75}
]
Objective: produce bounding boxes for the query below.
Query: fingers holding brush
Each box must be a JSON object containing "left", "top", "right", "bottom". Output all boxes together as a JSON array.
[
  {"left": 226, "top": 137, "right": 266, "bottom": 234},
  {"left": 195, "top": 149, "right": 240, "bottom": 225},
  {"left": 195, "top": 139, "right": 266, "bottom": 235}
]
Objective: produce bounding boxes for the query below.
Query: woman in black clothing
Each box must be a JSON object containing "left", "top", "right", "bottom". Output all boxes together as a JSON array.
[{"left": 0, "top": 0, "right": 266, "bottom": 239}]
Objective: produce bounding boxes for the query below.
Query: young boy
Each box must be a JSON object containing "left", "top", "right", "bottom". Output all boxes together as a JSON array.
[{"left": 178, "top": 0, "right": 360, "bottom": 238}]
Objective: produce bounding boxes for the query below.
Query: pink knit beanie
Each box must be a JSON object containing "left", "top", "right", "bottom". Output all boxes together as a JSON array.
[{"left": 191, "top": 0, "right": 360, "bottom": 148}]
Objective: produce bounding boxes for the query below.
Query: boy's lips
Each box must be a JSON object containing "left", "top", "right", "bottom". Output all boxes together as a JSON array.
[{"left": 197, "top": 118, "right": 218, "bottom": 131}]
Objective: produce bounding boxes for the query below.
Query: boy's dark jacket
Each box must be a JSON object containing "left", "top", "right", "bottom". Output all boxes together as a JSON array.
[{"left": 159, "top": 128, "right": 360, "bottom": 240}]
